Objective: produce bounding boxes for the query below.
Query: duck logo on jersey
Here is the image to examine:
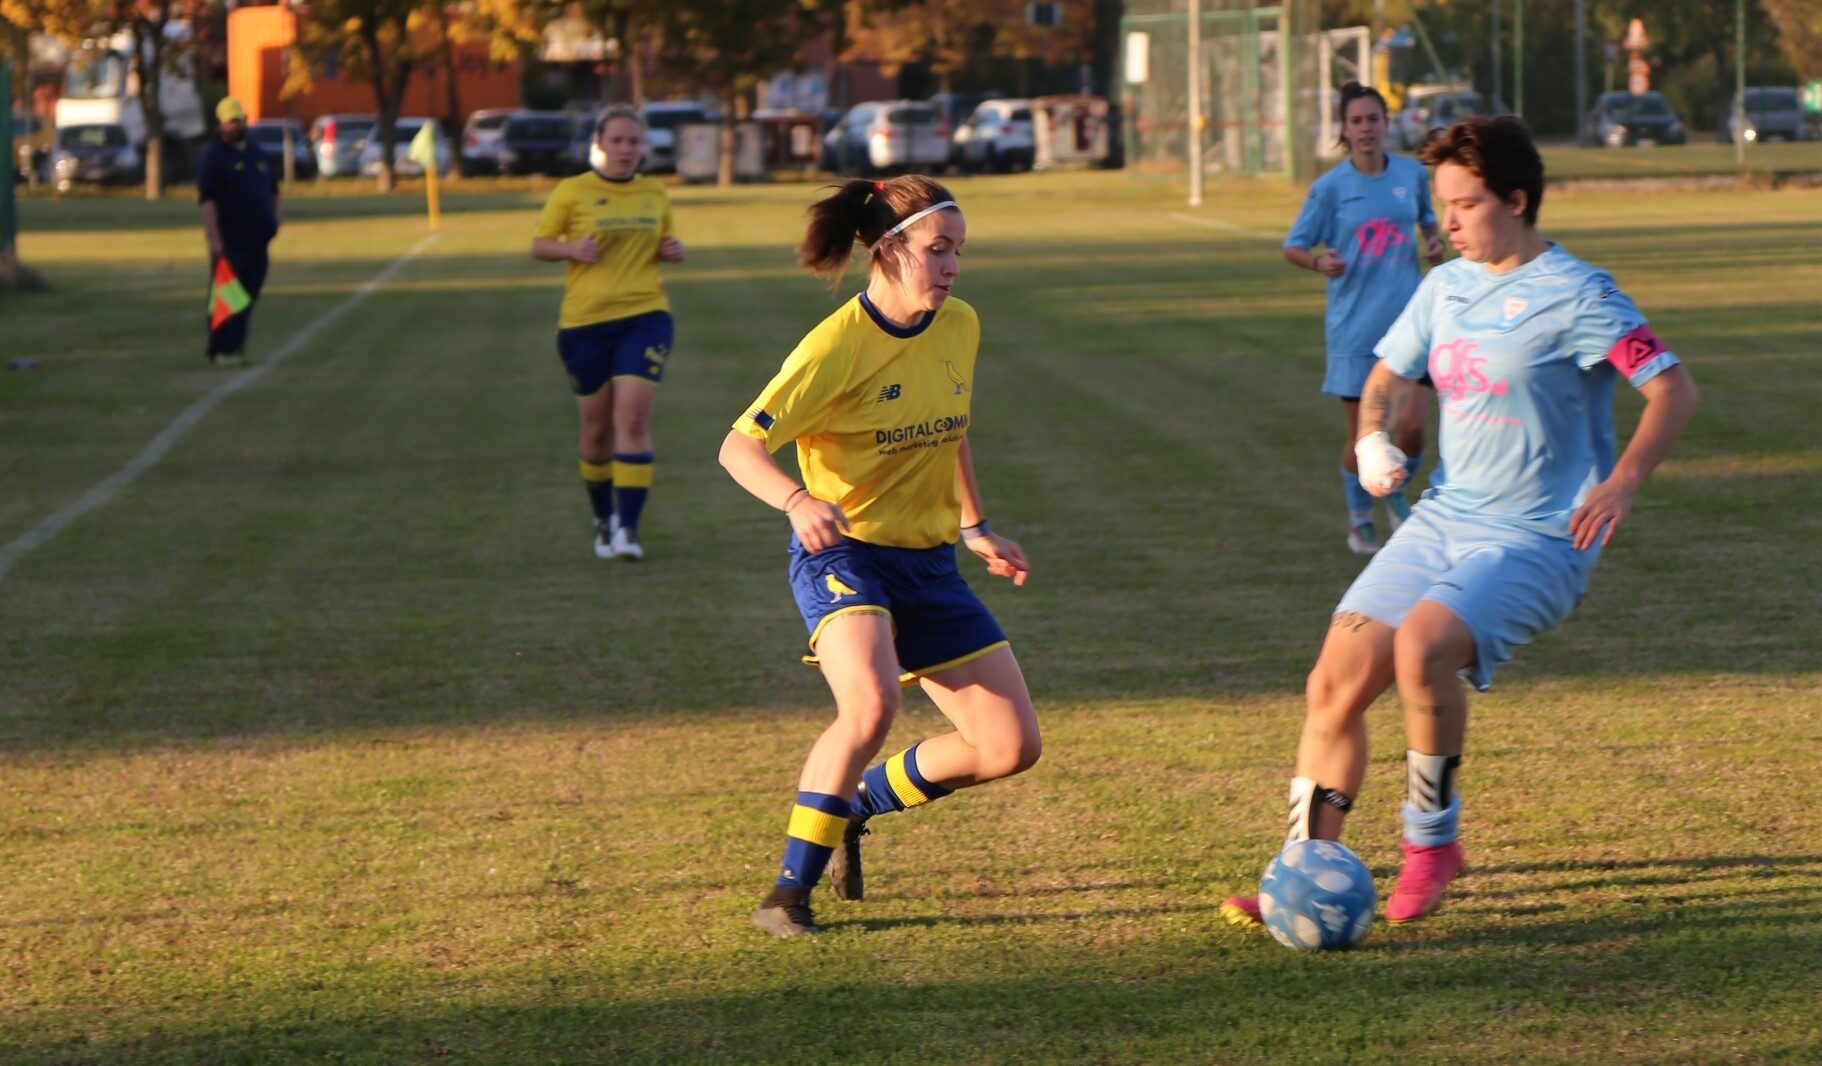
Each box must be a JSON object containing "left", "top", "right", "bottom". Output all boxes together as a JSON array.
[
  {"left": 824, "top": 573, "right": 858, "bottom": 602},
  {"left": 645, "top": 343, "right": 669, "bottom": 364},
  {"left": 876, "top": 383, "right": 901, "bottom": 403},
  {"left": 943, "top": 361, "right": 969, "bottom": 395}
]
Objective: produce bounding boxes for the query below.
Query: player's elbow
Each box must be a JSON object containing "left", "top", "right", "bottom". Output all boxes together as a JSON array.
[{"left": 717, "top": 429, "right": 752, "bottom": 474}]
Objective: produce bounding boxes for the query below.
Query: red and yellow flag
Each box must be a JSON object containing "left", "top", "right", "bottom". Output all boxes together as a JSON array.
[{"left": 209, "top": 258, "right": 252, "bottom": 329}]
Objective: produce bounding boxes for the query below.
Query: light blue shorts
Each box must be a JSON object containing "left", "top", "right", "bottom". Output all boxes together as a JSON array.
[
  {"left": 1322, "top": 352, "right": 1377, "bottom": 399},
  {"left": 1335, "top": 502, "right": 1599, "bottom": 690}
]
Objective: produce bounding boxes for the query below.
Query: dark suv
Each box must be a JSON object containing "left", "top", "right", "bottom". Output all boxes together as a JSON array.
[
  {"left": 1586, "top": 91, "right": 1687, "bottom": 147},
  {"left": 1721, "top": 87, "right": 1809, "bottom": 144},
  {"left": 496, "top": 112, "right": 580, "bottom": 176}
]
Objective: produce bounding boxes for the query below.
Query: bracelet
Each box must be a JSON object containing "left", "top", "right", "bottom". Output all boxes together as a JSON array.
[
  {"left": 960, "top": 520, "right": 990, "bottom": 541},
  {"left": 782, "top": 486, "right": 809, "bottom": 513}
]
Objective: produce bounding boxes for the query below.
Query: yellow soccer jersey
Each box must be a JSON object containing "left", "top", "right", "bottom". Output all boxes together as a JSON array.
[
  {"left": 533, "top": 172, "right": 674, "bottom": 329},
  {"left": 736, "top": 293, "right": 981, "bottom": 549}
]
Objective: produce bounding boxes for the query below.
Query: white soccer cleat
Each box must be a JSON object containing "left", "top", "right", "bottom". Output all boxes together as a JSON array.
[
  {"left": 1346, "top": 521, "right": 1380, "bottom": 555},
  {"left": 593, "top": 517, "right": 620, "bottom": 559},
  {"left": 610, "top": 525, "right": 643, "bottom": 561}
]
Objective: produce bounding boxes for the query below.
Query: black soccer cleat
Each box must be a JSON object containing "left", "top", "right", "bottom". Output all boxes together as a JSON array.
[
  {"left": 826, "top": 816, "right": 870, "bottom": 901},
  {"left": 751, "top": 885, "right": 820, "bottom": 938}
]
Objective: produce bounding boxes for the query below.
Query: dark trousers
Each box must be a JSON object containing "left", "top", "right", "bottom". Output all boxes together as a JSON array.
[{"left": 207, "top": 242, "right": 270, "bottom": 356}]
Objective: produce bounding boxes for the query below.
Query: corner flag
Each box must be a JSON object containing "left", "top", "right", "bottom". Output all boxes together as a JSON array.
[{"left": 408, "top": 121, "right": 442, "bottom": 230}]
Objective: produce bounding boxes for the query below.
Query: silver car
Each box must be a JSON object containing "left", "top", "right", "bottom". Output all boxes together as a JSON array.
[
  {"left": 460, "top": 108, "right": 516, "bottom": 175},
  {"left": 822, "top": 101, "right": 949, "bottom": 175},
  {"left": 358, "top": 117, "right": 453, "bottom": 177},
  {"left": 309, "top": 113, "right": 375, "bottom": 178},
  {"left": 954, "top": 99, "right": 1034, "bottom": 173}
]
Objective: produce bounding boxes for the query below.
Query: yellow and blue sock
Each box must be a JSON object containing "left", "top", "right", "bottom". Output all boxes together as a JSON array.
[
  {"left": 579, "top": 458, "right": 614, "bottom": 525},
  {"left": 776, "top": 791, "right": 850, "bottom": 889},
  {"left": 852, "top": 742, "right": 954, "bottom": 819},
  {"left": 612, "top": 452, "right": 653, "bottom": 533}
]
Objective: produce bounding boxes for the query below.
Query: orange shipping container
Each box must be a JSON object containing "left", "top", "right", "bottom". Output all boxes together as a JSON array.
[{"left": 227, "top": 6, "right": 520, "bottom": 127}]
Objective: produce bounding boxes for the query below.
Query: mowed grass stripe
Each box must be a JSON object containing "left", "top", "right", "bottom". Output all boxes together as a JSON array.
[{"left": 1, "top": 175, "right": 1819, "bottom": 1064}]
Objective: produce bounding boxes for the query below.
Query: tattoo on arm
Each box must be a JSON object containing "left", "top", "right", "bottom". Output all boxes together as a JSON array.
[{"left": 1359, "top": 374, "right": 1408, "bottom": 437}]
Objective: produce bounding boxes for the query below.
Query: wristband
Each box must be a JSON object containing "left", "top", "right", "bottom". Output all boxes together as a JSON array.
[
  {"left": 782, "top": 486, "right": 809, "bottom": 513},
  {"left": 960, "top": 520, "right": 990, "bottom": 541}
]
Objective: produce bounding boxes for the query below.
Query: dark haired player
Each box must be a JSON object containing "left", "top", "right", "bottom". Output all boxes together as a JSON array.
[
  {"left": 720, "top": 175, "right": 1040, "bottom": 938},
  {"left": 1283, "top": 82, "right": 1445, "bottom": 552},
  {"left": 1223, "top": 117, "right": 1698, "bottom": 928}
]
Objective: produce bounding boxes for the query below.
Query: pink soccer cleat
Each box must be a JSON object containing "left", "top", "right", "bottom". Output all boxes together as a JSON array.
[
  {"left": 1384, "top": 839, "right": 1465, "bottom": 923},
  {"left": 1219, "top": 893, "right": 1262, "bottom": 927}
]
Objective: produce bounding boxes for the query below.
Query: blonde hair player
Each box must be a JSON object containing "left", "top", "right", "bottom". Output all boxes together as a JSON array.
[
  {"left": 531, "top": 104, "right": 684, "bottom": 561},
  {"left": 720, "top": 176, "right": 1041, "bottom": 938}
]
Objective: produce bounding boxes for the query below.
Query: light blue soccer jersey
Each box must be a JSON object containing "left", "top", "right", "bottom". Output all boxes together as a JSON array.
[
  {"left": 1283, "top": 154, "right": 1437, "bottom": 359},
  {"left": 1374, "top": 243, "right": 1680, "bottom": 538}
]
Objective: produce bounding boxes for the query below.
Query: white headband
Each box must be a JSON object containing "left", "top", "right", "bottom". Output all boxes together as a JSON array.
[{"left": 881, "top": 200, "right": 958, "bottom": 240}]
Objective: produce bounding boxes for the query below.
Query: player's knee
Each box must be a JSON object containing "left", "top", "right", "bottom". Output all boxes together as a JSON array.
[
  {"left": 579, "top": 423, "right": 611, "bottom": 455},
  {"left": 1305, "top": 665, "right": 1355, "bottom": 720},
  {"left": 838, "top": 688, "right": 899, "bottom": 752},
  {"left": 1392, "top": 622, "right": 1458, "bottom": 686}
]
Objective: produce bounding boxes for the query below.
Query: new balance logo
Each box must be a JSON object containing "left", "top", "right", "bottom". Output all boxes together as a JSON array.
[{"left": 875, "top": 383, "right": 901, "bottom": 403}]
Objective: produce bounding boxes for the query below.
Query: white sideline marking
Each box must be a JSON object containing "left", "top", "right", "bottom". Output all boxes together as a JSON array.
[
  {"left": 1167, "top": 211, "right": 1281, "bottom": 241},
  {"left": 0, "top": 233, "right": 441, "bottom": 582}
]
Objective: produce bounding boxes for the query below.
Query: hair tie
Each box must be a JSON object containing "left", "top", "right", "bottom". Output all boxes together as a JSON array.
[{"left": 874, "top": 181, "right": 887, "bottom": 192}]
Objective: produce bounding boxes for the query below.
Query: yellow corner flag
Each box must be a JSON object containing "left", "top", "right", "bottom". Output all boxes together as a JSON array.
[{"left": 408, "top": 121, "right": 441, "bottom": 230}]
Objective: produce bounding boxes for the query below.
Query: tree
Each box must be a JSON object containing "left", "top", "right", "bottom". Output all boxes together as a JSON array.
[
  {"left": 656, "top": 0, "right": 807, "bottom": 185},
  {"left": 289, "top": 0, "right": 439, "bottom": 192},
  {"left": 845, "top": 0, "right": 1093, "bottom": 95},
  {"left": 1762, "top": 0, "right": 1822, "bottom": 80}
]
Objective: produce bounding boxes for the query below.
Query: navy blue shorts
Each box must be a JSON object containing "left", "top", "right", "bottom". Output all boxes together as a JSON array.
[
  {"left": 556, "top": 311, "right": 673, "bottom": 396},
  {"left": 788, "top": 535, "right": 1008, "bottom": 683}
]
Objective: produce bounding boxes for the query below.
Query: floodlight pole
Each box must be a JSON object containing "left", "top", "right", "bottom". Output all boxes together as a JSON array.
[
  {"left": 1574, "top": 0, "right": 1588, "bottom": 145},
  {"left": 1187, "top": 0, "right": 1203, "bottom": 206},
  {"left": 1490, "top": 0, "right": 1501, "bottom": 111},
  {"left": 1514, "top": 0, "right": 1523, "bottom": 116},
  {"left": 1735, "top": 0, "right": 1746, "bottom": 174}
]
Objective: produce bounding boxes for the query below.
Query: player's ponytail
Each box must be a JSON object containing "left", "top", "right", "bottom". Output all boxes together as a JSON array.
[{"left": 797, "top": 175, "right": 960, "bottom": 285}]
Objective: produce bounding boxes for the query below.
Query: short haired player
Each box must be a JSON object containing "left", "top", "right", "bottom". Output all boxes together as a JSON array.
[
  {"left": 720, "top": 176, "right": 1040, "bottom": 938},
  {"left": 532, "top": 105, "right": 684, "bottom": 561},
  {"left": 1283, "top": 82, "right": 1445, "bottom": 553},
  {"left": 1223, "top": 116, "right": 1699, "bottom": 927}
]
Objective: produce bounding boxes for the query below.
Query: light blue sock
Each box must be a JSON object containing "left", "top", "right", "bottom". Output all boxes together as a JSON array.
[
  {"left": 1339, "top": 468, "right": 1374, "bottom": 526},
  {"left": 1401, "top": 794, "right": 1461, "bottom": 846}
]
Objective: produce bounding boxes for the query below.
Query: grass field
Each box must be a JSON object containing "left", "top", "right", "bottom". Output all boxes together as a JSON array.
[{"left": 3, "top": 170, "right": 1820, "bottom": 1065}]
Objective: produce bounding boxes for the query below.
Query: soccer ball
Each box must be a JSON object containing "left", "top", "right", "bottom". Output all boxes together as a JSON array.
[{"left": 1258, "top": 839, "right": 1377, "bottom": 950}]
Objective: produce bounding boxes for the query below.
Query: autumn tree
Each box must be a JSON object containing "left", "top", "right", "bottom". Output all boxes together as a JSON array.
[
  {"left": 1762, "top": 0, "right": 1822, "bottom": 80},
  {"left": 289, "top": 0, "right": 439, "bottom": 192},
  {"left": 656, "top": 0, "right": 807, "bottom": 185},
  {"left": 844, "top": 0, "right": 1093, "bottom": 95}
]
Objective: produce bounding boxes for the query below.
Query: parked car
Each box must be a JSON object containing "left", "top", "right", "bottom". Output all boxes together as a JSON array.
[
  {"left": 1586, "top": 91, "right": 1686, "bottom": 147},
  {"left": 10, "top": 111, "right": 53, "bottom": 181},
  {"left": 50, "top": 122, "right": 141, "bottom": 191},
  {"left": 953, "top": 98, "right": 1034, "bottom": 172},
  {"left": 821, "top": 101, "right": 949, "bottom": 175},
  {"left": 640, "top": 101, "right": 714, "bottom": 172},
  {"left": 310, "top": 113, "right": 375, "bottom": 178},
  {"left": 460, "top": 107, "right": 515, "bottom": 175},
  {"left": 1389, "top": 89, "right": 1507, "bottom": 150},
  {"left": 926, "top": 89, "right": 1000, "bottom": 164},
  {"left": 495, "top": 111, "right": 578, "bottom": 176},
  {"left": 246, "top": 118, "right": 317, "bottom": 179},
  {"left": 1720, "top": 86, "right": 1808, "bottom": 144},
  {"left": 358, "top": 117, "right": 454, "bottom": 177}
]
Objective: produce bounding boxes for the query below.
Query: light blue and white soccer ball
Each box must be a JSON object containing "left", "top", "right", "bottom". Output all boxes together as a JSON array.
[{"left": 1258, "top": 839, "right": 1377, "bottom": 950}]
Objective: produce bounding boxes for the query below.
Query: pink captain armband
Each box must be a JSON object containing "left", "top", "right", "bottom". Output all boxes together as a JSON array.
[{"left": 1605, "top": 324, "right": 1667, "bottom": 377}]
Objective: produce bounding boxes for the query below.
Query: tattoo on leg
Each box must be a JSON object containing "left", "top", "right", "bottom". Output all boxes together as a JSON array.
[
  {"left": 1331, "top": 611, "right": 1374, "bottom": 632},
  {"left": 1415, "top": 704, "right": 1448, "bottom": 718}
]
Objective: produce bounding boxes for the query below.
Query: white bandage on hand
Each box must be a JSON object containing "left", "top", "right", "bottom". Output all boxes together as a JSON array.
[{"left": 1354, "top": 431, "right": 1409, "bottom": 497}]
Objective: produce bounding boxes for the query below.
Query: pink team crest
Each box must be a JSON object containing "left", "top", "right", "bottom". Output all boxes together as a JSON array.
[
  {"left": 1354, "top": 217, "right": 1408, "bottom": 258},
  {"left": 1429, "top": 337, "right": 1511, "bottom": 402}
]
